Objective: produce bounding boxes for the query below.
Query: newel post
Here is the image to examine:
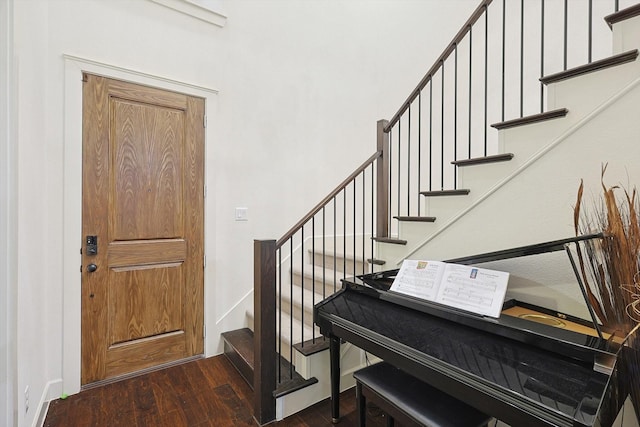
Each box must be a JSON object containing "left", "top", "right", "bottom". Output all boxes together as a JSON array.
[
  {"left": 253, "top": 239, "right": 276, "bottom": 425},
  {"left": 376, "top": 119, "right": 390, "bottom": 238}
]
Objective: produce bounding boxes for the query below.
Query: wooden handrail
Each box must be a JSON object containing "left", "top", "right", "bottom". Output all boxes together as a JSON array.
[
  {"left": 276, "top": 150, "right": 383, "bottom": 247},
  {"left": 384, "top": 0, "right": 493, "bottom": 132}
]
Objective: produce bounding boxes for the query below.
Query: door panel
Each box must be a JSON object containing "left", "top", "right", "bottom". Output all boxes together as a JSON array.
[
  {"left": 82, "top": 74, "right": 204, "bottom": 385},
  {"left": 111, "top": 98, "right": 184, "bottom": 240}
]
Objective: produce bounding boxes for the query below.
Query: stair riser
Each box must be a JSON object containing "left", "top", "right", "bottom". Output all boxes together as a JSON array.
[
  {"left": 291, "top": 271, "right": 345, "bottom": 295},
  {"left": 498, "top": 117, "right": 570, "bottom": 161},
  {"left": 546, "top": 59, "right": 640, "bottom": 120},
  {"left": 612, "top": 15, "right": 640, "bottom": 55},
  {"left": 456, "top": 161, "right": 516, "bottom": 194},
  {"left": 308, "top": 252, "right": 368, "bottom": 275},
  {"left": 279, "top": 299, "right": 318, "bottom": 329},
  {"left": 423, "top": 196, "right": 470, "bottom": 221},
  {"left": 397, "top": 221, "right": 435, "bottom": 242}
]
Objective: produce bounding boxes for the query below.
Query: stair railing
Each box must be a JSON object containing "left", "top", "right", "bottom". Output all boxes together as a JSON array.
[
  {"left": 253, "top": 0, "right": 639, "bottom": 423},
  {"left": 253, "top": 121, "right": 388, "bottom": 424},
  {"left": 384, "top": 0, "right": 634, "bottom": 236}
]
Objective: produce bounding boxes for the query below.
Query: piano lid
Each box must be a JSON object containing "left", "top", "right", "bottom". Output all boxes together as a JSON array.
[{"left": 352, "top": 233, "right": 623, "bottom": 371}]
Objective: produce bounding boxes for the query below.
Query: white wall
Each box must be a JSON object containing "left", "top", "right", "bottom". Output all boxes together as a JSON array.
[{"left": 8, "top": 0, "right": 481, "bottom": 425}]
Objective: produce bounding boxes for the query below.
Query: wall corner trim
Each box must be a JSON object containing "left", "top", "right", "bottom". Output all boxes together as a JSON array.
[{"left": 147, "top": 0, "right": 227, "bottom": 28}]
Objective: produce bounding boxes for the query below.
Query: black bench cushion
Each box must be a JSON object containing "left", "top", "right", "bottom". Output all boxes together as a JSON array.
[{"left": 354, "top": 362, "right": 491, "bottom": 427}]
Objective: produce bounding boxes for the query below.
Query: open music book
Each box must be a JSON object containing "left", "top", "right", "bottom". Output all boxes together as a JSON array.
[{"left": 389, "top": 260, "right": 509, "bottom": 318}]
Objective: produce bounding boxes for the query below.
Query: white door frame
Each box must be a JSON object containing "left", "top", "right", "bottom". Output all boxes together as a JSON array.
[
  {"left": 63, "top": 55, "right": 217, "bottom": 394},
  {"left": 1, "top": 0, "right": 17, "bottom": 424}
]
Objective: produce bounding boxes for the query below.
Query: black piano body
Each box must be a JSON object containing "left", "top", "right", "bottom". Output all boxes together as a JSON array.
[{"left": 314, "top": 234, "right": 635, "bottom": 427}]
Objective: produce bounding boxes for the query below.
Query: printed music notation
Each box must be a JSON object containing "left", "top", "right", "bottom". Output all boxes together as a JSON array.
[{"left": 389, "top": 260, "right": 509, "bottom": 318}]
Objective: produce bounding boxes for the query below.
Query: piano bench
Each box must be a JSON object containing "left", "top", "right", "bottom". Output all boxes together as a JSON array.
[{"left": 353, "top": 362, "right": 492, "bottom": 427}]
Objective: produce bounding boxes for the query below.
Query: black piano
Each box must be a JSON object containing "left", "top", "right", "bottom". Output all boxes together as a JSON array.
[{"left": 314, "top": 234, "right": 637, "bottom": 427}]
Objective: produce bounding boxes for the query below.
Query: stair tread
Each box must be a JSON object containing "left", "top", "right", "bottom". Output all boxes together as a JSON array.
[
  {"left": 221, "top": 328, "right": 318, "bottom": 398},
  {"left": 293, "top": 337, "right": 330, "bottom": 357},
  {"left": 222, "top": 328, "right": 254, "bottom": 368},
  {"left": 451, "top": 153, "right": 514, "bottom": 166},
  {"left": 420, "top": 189, "right": 470, "bottom": 197},
  {"left": 394, "top": 215, "right": 437, "bottom": 222},
  {"left": 540, "top": 49, "right": 639, "bottom": 84},
  {"left": 372, "top": 237, "right": 408, "bottom": 245},
  {"left": 491, "top": 108, "right": 568, "bottom": 130},
  {"left": 605, "top": 3, "right": 640, "bottom": 28},
  {"left": 307, "top": 247, "right": 369, "bottom": 263}
]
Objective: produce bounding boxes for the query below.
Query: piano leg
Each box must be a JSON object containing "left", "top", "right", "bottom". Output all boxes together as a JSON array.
[{"left": 330, "top": 334, "right": 341, "bottom": 423}]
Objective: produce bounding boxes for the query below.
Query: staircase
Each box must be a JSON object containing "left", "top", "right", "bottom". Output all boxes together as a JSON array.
[{"left": 222, "top": 1, "right": 640, "bottom": 425}]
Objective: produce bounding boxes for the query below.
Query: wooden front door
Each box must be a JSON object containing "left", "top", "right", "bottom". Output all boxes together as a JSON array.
[{"left": 81, "top": 74, "right": 205, "bottom": 385}]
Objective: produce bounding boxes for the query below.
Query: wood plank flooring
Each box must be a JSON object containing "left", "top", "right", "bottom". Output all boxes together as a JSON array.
[{"left": 44, "top": 355, "right": 391, "bottom": 426}]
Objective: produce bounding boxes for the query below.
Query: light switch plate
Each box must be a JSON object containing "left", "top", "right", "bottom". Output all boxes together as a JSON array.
[{"left": 235, "top": 207, "right": 248, "bottom": 221}]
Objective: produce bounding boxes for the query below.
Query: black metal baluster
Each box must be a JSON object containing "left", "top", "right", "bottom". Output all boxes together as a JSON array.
[
  {"left": 540, "top": 0, "right": 545, "bottom": 113},
  {"left": 588, "top": 0, "right": 593, "bottom": 63},
  {"left": 311, "top": 217, "right": 315, "bottom": 344},
  {"left": 397, "top": 123, "right": 401, "bottom": 218},
  {"left": 417, "top": 90, "right": 422, "bottom": 215},
  {"left": 388, "top": 130, "right": 393, "bottom": 232},
  {"left": 333, "top": 197, "right": 337, "bottom": 293},
  {"left": 484, "top": 5, "right": 488, "bottom": 155},
  {"left": 468, "top": 26, "right": 473, "bottom": 159},
  {"left": 278, "top": 248, "right": 282, "bottom": 383},
  {"left": 454, "top": 43, "right": 459, "bottom": 180},
  {"left": 300, "top": 227, "right": 304, "bottom": 348},
  {"left": 407, "top": 105, "right": 411, "bottom": 214},
  {"left": 615, "top": 0, "right": 619, "bottom": 12},
  {"left": 564, "top": 0, "right": 568, "bottom": 70},
  {"left": 343, "top": 190, "right": 346, "bottom": 280},
  {"left": 289, "top": 238, "right": 293, "bottom": 379},
  {"left": 441, "top": 60, "right": 445, "bottom": 190},
  {"left": 520, "top": 0, "right": 524, "bottom": 118},
  {"left": 430, "top": 80, "right": 434, "bottom": 191},
  {"left": 502, "top": 0, "right": 506, "bottom": 122}
]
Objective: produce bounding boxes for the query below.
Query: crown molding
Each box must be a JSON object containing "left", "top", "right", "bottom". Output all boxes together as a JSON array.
[{"left": 148, "top": 0, "right": 227, "bottom": 28}]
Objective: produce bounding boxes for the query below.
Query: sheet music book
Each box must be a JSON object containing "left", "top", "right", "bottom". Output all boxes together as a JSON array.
[{"left": 389, "top": 260, "right": 509, "bottom": 318}]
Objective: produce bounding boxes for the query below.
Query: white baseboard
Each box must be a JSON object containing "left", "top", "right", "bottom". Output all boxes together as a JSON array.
[{"left": 33, "top": 378, "right": 62, "bottom": 427}]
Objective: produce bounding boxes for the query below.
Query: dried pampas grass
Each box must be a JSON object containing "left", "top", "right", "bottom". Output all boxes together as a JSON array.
[{"left": 574, "top": 164, "right": 640, "bottom": 336}]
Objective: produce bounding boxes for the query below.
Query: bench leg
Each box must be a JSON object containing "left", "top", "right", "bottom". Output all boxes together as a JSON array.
[
  {"left": 356, "top": 382, "right": 366, "bottom": 427},
  {"left": 330, "top": 335, "right": 340, "bottom": 423}
]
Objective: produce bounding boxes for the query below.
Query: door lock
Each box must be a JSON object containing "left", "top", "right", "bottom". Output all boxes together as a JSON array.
[
  {"left": 86, "top": 235, "right": 98, "bottom": 255},
  {"left": 87, "top": 263, "right": 98, "bottom": 273}
]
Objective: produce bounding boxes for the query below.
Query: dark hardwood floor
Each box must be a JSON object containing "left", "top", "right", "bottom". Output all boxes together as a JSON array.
[{"left": 44, "top": 355, "right": 391, "bottom": 426}]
